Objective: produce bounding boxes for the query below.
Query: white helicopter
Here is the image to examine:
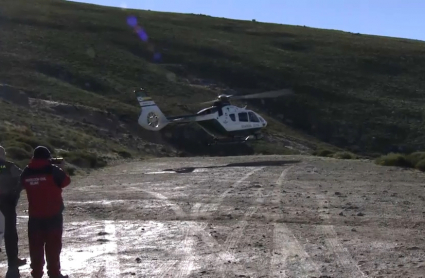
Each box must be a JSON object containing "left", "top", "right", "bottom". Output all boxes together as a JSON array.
[{"left": 134, "top": 88, "right": 293, "bottom": 144}]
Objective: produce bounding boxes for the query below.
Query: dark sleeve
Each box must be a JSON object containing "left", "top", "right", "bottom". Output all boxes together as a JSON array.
[
  {"left": 52, "top": 165, "right": 71, "bottom": 188},
  {"left": 10, "top": 163, "right": 23, "bottom": 192}
]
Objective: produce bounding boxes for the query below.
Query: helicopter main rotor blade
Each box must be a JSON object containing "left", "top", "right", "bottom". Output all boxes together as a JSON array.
[
  {"left": 185, "top": 88, "right": 293, "bottom": 106},
  {"left": 198, "top": 99, "right": 217, "bottom": 105},
  {"left": 230, "top": 89, "right": 294, "bottom": 100}
]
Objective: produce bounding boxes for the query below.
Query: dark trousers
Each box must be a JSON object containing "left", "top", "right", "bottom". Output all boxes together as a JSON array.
[
  {"left": 28, "top": 214, "right": 63, "bottom": 278},
  {"left": 0, "top": 195, "right": 19, "bottom": 266}
]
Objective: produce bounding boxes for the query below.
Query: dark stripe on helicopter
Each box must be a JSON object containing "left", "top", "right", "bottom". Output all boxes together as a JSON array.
[
  {"left": 167, "top": 114, "right": 199, "bottom": 121},
  {"left": 196, "top": 119, "right": 262, "bottom": 138},
  {"left": 140, "top": 104, "right": 157, "bottom": 107}
]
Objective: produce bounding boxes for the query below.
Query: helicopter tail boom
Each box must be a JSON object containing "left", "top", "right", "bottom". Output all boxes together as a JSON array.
[{"left": 135, "top": 89, "right": 169, "bottom": 131}]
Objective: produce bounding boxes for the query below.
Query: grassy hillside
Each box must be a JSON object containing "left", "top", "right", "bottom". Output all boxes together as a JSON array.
[{"left": 1, "top": 0, "right": 425, "bottom": 167}]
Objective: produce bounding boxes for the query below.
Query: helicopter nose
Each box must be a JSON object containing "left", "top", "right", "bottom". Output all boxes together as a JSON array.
[{"left": 260, "top": 117, "right": 267, "bottom": 126}]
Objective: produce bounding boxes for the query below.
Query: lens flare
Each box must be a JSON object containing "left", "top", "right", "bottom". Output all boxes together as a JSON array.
[
  {"left": 127, "top": 15, "right": 162, "bottom": 64},
  {"left": 127, "top": 16, "right": 137, "bottom": 27}
]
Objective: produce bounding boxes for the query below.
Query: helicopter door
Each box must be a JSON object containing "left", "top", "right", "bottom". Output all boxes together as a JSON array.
[{"left": 238, "top": 112, "right": 251, "bottom": 128}]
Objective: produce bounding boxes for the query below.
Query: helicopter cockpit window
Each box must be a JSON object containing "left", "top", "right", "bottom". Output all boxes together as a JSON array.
[
  {"left": 229, "top": 114, "right": 236, "bottom": 121},
  {"left": 248, "top": 112, "right": 259, "bottom": 122},
  {"left": 238, "top": 112, "right": 248, "bottom": 122}
]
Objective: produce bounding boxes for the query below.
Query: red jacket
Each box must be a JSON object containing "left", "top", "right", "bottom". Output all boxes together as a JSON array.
[{"left": 20, "top": 159, "right": 71, "bottom": 218}]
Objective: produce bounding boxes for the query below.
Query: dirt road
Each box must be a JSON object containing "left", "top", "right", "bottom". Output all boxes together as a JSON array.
[{"left": 1, "top": 155, "right": 425, "bottom": 277}]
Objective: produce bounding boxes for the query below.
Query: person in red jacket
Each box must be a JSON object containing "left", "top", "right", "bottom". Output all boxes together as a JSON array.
[{"left": 20, "top": 146, "right": 70, "bottom": 278}]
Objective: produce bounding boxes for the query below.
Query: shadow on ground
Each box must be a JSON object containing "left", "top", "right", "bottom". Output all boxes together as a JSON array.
[{"left": 162, "top": 160, "right": 301, "bottom": 173}]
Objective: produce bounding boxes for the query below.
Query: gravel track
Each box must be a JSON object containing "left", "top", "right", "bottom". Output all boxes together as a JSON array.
[{"left": 1, "top": 155, "right": 425, "bottom": 277}]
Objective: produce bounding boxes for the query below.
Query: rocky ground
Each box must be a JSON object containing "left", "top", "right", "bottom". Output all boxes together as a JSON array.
[{"left": 1, "top": 155, "right": 425, "bottom": 277}]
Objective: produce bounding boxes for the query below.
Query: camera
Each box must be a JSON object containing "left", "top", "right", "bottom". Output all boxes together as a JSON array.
[{"left": 50, "top": 157, "right": 64, "bottom": 165}]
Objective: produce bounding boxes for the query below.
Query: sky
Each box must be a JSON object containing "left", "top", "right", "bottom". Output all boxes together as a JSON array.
[{"left": 69, "top": 0, "right": 425, "bottom": 41}]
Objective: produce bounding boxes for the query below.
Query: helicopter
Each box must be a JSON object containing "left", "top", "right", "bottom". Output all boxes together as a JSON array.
[{"left": 134, "top": 87, "right": 294, "bottom": 145}]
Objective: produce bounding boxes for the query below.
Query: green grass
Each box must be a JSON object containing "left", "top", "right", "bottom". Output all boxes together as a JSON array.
[
  {"left": 0, "top": 100, "right": 142, "bottom": 171},
  {"left": 2, "top": 0, "right": 425, "bottom": 164},
  {"left": 312, "top": 148, "right": 360, "bottom": 160}
]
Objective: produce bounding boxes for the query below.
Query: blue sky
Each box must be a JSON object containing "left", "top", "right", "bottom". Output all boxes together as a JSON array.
[{"left": 69, "top": 0, "right": 424, "bottom": 41}]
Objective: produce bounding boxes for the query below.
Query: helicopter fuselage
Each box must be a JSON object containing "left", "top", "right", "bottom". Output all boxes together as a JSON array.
[{"left": 195, "top": 104, "right": 267, "bottom": 139}]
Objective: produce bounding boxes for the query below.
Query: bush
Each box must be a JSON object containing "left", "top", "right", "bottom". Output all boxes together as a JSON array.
[
  {"left": 18, "top": 136, "right": 56, "bottom": 154},
  {"left": 116, "top": 150, "right": 132, "bottom": 158},
  {"left": 48, "top": 137, "right": 75, "bottom": 150},
  {"left": 375, "top": 151, "right": 425, "bottom": 172},
  {"left": 313, "top": 149, "right": 334, "bottom": 157},
  {"left": 6, "top": 147, "right": 32, "bottom": 161},
  {"left": 414, "top": 159, "right": 425, "bottom": 172},
  {"left": 332, "top": 151, "right": 358, "bottom": 159},
  {"left": 0, "top": 132, "right": 56, "bottom": 155},
  {"left": 62, "top": 150, "right": 107, "bottom": 168},
  {"left": 65, "top": 166, "right": 77, "bottom": 176},
  {"left": 406, "top": 152, "right": 425, "bottom": 166},
  {"left": 3, "top": 141, "right": 33, "bottom": 153},
  {"left": 375, "top": 153, "right": 413, "bottom": 168}
]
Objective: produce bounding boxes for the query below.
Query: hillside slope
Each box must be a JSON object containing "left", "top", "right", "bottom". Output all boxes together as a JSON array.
[{"left": 1, "top": 0, "right": 425, "bottom": 167}]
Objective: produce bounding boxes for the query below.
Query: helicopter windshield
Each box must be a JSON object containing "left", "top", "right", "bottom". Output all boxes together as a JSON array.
[{"left": 248, "top": 112, "right": 259, "bottom": 122}]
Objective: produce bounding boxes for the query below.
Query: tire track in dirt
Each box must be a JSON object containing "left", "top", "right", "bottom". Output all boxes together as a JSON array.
[
  {"left": 315, "top": 194, "right": 367, "bottom": 278},
  {"left": 216, "top": 203, "right": 260, "bottom": 277},
  {"left": 60, "top": 166, "right": 273, "bottom": 277},
  {"left": 128, "top": 167, "right": 264, "bottom": 277},
  {"left": 173, "top": 223, "right": 197, "bottom": 278},
  {"left": 154, "top": 261, "right": 178, "bottom": 278},
  {"left": 179, "top": 167, "right": 264, "bottom": 277},
  {"left": 99, "top": 220, "right": 121, "bottom": 278},
  {"left": 269, "top": 166, "right": 322, "bottom": 278},
  {"left": 199, "top": 167, "right": 264, "bottom": 215},
  {"left": 123, "top": 187, "right": 197, "bottom": 277}
]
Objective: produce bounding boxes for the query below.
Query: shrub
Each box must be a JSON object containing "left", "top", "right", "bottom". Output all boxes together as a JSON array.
[
  {"left": 374, "top": 151, "right": 425, "bottom": 172},
  {"left": 62, "top": 150, "right": 107, "bottom": 168},
  {"left": 65, "top": 166, "right": 77, "bottom": 176},
  {"left": 375, "top": 153, "right": 413, "bottom": 168},
  {"left": 313, "top": 149, "right": 334, "bottom": 157},
  {"left": 116, "top": 150, "right": 132, "bottom": 158},
  {"left": 3, "top": 141, "right": 33, "bottom": 153},
  {"left": 18, "top": 136, "right": 55, "bottom": 154},
  {"left": 6, "top": 147, "right": 32, "bottom": 161},
  {"left": 406, "top": 152, "right": 425, "bottom": 166},
  {"left": 332, "top": 151, "right": 358, "bottom": 159},
  {"left": 414, "top": 159, "right": 425, "bottom": 172},
  {"left": 48, "top": 137, "right": 75, "bottom": 150}
]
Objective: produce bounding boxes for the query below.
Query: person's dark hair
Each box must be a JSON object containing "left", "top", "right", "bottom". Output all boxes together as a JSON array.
[{"left": 33, "top": 146, "right": 51, "bottom": 159}]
